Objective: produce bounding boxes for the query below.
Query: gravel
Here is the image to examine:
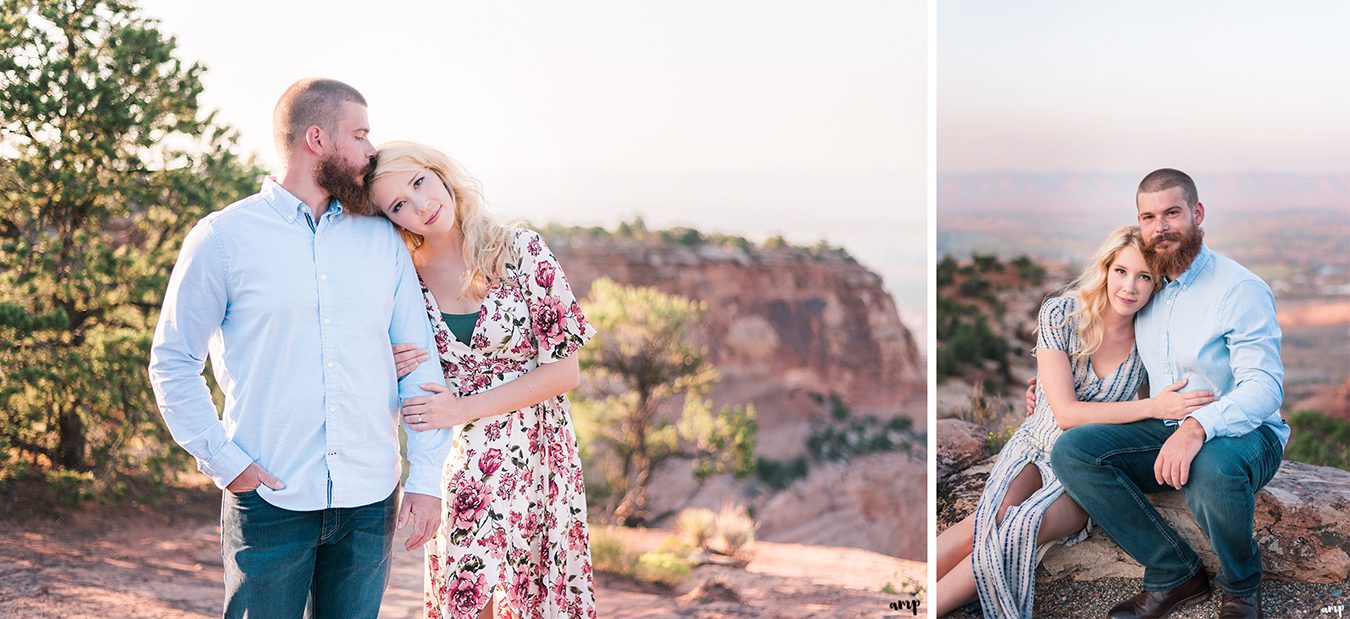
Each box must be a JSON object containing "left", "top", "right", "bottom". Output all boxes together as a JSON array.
[{"left": 943, "top": 576, "right": 1350, "bottom": 618}]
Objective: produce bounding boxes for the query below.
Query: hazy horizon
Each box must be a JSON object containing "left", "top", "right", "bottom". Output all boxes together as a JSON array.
[
  {"left": 939, "top": 0, "right": 1350, "bottom": 176},
  {"left": 134, "top": 0, "right": 928, "bottom": 323}
]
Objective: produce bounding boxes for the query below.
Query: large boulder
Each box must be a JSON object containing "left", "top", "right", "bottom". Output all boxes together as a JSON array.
[
  {"left": 936, "top": 418, "right": 989, "bottom": 488},
  {"left": 940, "top": 456, "right": 1350, "bottom": 584}
]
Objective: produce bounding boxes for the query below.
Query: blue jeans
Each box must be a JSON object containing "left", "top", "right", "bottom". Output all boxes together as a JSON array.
[
  {"left": 1050, "top": 420, "right": 1282, "bottom": 596},
  {"left": 221, "top": 489, "right": 398, "bottom": 618}
]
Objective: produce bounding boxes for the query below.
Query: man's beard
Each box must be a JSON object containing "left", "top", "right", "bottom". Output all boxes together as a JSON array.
[
  {"left": 315, "top": 153, "right": 374, "bottom": 212},
  {"left": 1145, "top": 225, "right": 1204, "bottom": 279}
]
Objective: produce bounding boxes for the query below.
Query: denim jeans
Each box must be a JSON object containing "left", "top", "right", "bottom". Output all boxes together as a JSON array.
[
  {"left": 221, "top": 488, "right": 398, "bottom": 618},
  {"left": 1050, "top": 420, "right": 1282, "bottom": 596}
]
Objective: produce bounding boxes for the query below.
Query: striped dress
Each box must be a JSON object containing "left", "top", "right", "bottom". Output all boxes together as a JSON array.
[{"left": 971, "top": 296, "right": 1146, "bottom": 618}]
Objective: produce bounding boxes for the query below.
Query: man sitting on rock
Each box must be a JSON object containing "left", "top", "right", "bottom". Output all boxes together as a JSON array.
[{"left": 1040, "top": 169, "right": 1287, "bottom": 619}]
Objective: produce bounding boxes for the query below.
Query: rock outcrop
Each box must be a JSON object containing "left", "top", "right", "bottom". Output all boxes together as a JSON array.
[
  {"left": 936, "top": 418, "right": 988, "bottom": 493},
  {"left": 548, "top": 233, "right": 926, "bottom": 559},
  {"left": 755, "top": 451, "right": 928, "bottom": 561},
  {"left": 938, "top": 449, "right": 1350, "bottom": 584},
  {"left": 553, "top": 236, "right": 923, "bottom": 418}
]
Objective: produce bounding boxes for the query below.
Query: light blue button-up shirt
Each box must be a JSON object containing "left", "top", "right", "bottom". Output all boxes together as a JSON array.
[
  {"left": 149, "top": 177, "right": 453, "bottom": 511},
  {"left": 1136, "top": 244, "right": 1289, "bottom": 447}
]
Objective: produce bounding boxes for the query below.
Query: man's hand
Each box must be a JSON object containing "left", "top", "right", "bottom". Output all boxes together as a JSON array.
[
  {"left": 398, "top": 491, "right": 442, "bottom": 551},
  {"left": 1154, "top": 418, "right": 1206, "bottom": 489},
  {"left": 226, "top": 462, "right": 285, "bottom": 493},
  {"left": 1024, "top": 377, "right": 1038, "bottom": 417}
]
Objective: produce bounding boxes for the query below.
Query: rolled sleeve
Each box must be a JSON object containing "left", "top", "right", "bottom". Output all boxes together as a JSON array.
[{"left": 1184, "top": 281, "right": 1284, "bottom": 441}]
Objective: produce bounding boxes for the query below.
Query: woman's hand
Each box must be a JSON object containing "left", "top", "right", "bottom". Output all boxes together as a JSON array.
[
  {"left": 1150, "top": 377, "right": 1216, "bottom": 420},
  {"left": 392, "top": 343, "right": 429, "bottom": 379},
  {"left": 402, "top": 383, "right": 478, "bottom": 430}
]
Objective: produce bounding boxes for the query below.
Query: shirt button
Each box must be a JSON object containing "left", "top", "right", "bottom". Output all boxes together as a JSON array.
[
  {"left": 320, "top": 274, "right": 328, "bottom": 280},
  {"left": 324, "top": 318, "right": 332, "bottom": 324},
  {"left": 328, "top": 406, "right": 336, "bottom": 413},
  {"left": 326, "top": 362, "right": 334, "bottom": 368}
]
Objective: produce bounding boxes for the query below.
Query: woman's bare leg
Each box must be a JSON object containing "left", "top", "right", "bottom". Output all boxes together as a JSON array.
[
  {"left": 936, "top": 514, "right": 974, "bottom": 580},
  {"left": 475, "top": 584, "right": 499, "bottom": 619},
  {"left": 935, "top": 464, "right": 1044, "bottom": 616},
  {"left": 1035, "top": 493, "right": 1089, "bottom": 545},
  {"left": 936, "top": 553, "right": 978, "bottom": 616}
]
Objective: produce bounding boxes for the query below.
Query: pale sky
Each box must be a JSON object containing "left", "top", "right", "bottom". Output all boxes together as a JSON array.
[
  {"left": 939, "top": 0, "right": 1350, "bottom": 175},
  {"left": 136, "top": 0, "right": 929, "bottom": 318}
]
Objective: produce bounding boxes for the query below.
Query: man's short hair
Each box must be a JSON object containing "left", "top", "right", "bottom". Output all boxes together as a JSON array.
[
  {"left": 1136, "top": 168, "right": 1199, "bottom": 209},
  {"left": 273, "top": 78, "right": 367, "bottom": 159}
]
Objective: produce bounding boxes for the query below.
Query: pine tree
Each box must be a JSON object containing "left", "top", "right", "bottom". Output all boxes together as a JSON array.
[{"left": 0, "top": 0, "right": 262, "bottom": 481}]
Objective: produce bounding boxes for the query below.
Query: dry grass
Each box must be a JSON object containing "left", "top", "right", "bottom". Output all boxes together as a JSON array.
[
  {"left": 713, "top": 504, "right": 758, "bottom": 560},
  {"left": 673, "top": 507, "right": 716, "bottom": 548}
]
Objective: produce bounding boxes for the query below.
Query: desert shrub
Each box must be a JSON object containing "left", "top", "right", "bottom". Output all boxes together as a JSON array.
[
  {"left": 937, "top": 255, "right": 959, "bottom": 287},
  {"left": 754, "top": 456, "right": 810, "bottom": 491},
  {"left": 714, "top": 504, "right": 758, "bottom": 560},
  {"left": 674, "top": 507, "right": 717, "bottom": 548},
  {"left": 588, "top": 526, "right": 640, "bottom": 576},
  {"left": 958, "top": 275, "right": 992, "bottom": 298},
  {"left": 636, "top": 552, "right": 691, "bottom": 587},
  {"left": 1011, "top": 255, "right": 1046, "bottom": 286},
  {"left": 987, "top": 426, "right": 1017, "bottom": 455},
  {"left": 1285, "top": 409, "right": 1349, "bottom": 470},
  {"left": 972, "top": 253, "right": 1003, "bottom": 273}
]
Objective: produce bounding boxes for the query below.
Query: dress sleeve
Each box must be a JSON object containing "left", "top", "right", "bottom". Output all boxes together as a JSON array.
[
  {"left": 519, "top": 230, "right": 596, "bottom": 364},
  {"left": 1035, "top": 296, "right": 1074, "bottom": 353}
]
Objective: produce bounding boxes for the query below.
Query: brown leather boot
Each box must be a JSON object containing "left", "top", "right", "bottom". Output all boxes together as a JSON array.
[
  {"left": 1218, "top": 590, "right": 1261, "bottom": 619},
  {"left": 1107, "top": 571, "right": 1212, "bottom": 619}
]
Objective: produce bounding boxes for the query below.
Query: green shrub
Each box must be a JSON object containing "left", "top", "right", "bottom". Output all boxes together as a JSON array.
[
  {"left": 1285, "top": 409, "right": 1349, "bottom": 470},
  {"left": 589, "top": 526, "right": 639, "bottom": 576},
  {"left": 754, "top": 456, "right": 810, "bottom": 491},
  {"left": 636, "top": 552, "right": 691, "bottom": 587},
  {"left": 972, "top": 253, "right": 1003, "bottom": 273},
  {"left": 958, "top": 275, "right": 992, "bottom": 298}
]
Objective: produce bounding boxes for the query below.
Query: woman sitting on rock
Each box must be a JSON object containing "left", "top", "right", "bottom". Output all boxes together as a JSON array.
[{"left": 934, "top": 226, "right": 1215, "bottom": 618}]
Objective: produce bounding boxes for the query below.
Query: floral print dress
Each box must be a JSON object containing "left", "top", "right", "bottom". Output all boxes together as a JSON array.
[{"left": 421, "top": 229, "right": 597, "bottom": 619}]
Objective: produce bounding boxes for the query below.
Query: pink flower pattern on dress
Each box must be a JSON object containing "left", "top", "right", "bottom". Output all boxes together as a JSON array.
[
  {"left": 531, "top": 295, "right": 568, "bottom": 353},
  {"left": 421, "top": 229, "right": 597, "bottom": 619}
]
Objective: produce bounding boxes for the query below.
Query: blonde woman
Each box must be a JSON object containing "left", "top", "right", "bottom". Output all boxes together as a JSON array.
[
  {"left": 935, "top": 226, "right": 1216, "bottom": 618},
  {"left": 363, "top": 141, "right": 596, "bottom": 619}
]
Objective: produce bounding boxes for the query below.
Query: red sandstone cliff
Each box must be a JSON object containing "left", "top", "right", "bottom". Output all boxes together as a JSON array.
[
  {"left": 547, "top": 231, "right": 927, "bottom": 560},
  {"left": 552, "top": 235, "right": 924, "bottom": 418}
]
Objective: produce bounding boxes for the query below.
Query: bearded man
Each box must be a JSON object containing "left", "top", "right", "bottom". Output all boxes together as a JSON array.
[
  {"left": 1050, "top": 169, "right": 1287, "bottom": 619},
  {"left": 148, "top": 78, "right": 452, "bottom": 618}
]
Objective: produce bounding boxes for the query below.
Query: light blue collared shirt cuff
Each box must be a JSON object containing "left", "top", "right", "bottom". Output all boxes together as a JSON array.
[
  {"left": 1182, "top": 407, "right": 1221, "bottom": 442},
  {"left": 403, "top": 425, "right": 454, "bottom": 498},
  {"left": 200, "top": 440, "right": 254, "bottom": 490},
  {"left": 403, "top": 454, "right": 448, "bottom": 498}
]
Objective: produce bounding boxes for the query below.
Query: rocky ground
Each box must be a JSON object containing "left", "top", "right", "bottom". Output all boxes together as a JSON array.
[
  {"left": 935, "top": 418, "right": 1350, "bottom": 618},
  {"left": 946, "top": 577, "right": 1348, "bottom": 619},
  {"left": 0, "top": 489, "right": 927, "bottom": 618}
]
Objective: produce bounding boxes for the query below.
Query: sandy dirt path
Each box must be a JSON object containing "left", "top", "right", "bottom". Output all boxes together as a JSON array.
[{"left": 0, "top": 511, "right": 925, "bottom": 618}]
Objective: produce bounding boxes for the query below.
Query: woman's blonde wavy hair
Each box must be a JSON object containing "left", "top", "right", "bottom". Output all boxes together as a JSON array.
[
  {"left": 1059, "top": 225, "right": 1157, "bottom": 362},
  {"left": 362, "top": 141, "right": 517, "bottom": 299}
]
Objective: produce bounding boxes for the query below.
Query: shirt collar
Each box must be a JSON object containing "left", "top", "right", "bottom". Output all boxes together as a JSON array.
[
  {"left": 1170, "top": 243, "right": 1213, "bottom": 288},
  {"left": 260, "top": 176, "right": 343, "bottom": 223}
]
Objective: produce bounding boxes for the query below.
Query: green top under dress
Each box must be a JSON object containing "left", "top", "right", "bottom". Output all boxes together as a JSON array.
[{"left": 441, "top": 312, "right": 478, "bottom": 347}]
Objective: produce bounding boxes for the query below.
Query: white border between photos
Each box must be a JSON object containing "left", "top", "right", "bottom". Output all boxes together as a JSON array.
[{"left": 925, "top": 0, "right": 938, "bottom": 613}]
